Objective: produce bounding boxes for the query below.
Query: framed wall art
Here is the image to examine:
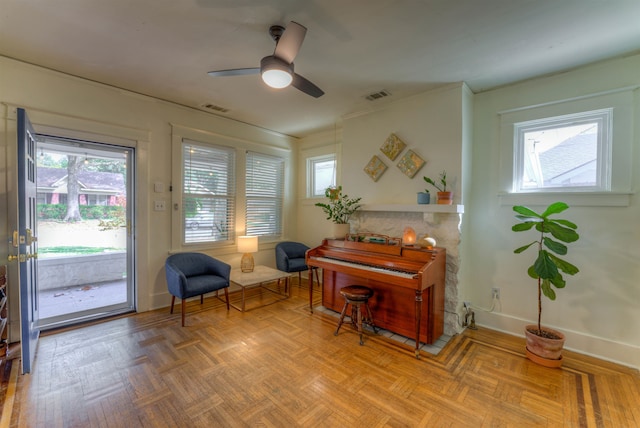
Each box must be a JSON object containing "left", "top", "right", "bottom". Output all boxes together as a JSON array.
[
  {"left": 380, "top": 133, "right": 406, "bottom": 161},
  {"left": 397, "top": 150, "right": 425, "bottom": 178},
  {"left": 363, "top": 155, "right": 388, "bottom": 182}
]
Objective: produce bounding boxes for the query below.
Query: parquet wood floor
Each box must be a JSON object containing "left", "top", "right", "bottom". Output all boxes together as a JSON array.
[{"left": 2, "top": 278, "right": 639, "bottom": 427}]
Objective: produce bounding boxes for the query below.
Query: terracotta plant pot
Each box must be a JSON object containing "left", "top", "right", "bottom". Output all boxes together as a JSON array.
[
  {"left": 525, "top": 324, "right": 565, "bottom": 367},
  {"left": 436, "top": 191, "right": 453, "bottom": 205}
]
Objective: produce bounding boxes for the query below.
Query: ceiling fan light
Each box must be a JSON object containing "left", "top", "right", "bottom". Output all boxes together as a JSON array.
[
  {"left": 262, "top": 69, "right": 292, "bottom": 88},
  {"left": 260, "top": 56, "right": 293, "bottom": 88}
]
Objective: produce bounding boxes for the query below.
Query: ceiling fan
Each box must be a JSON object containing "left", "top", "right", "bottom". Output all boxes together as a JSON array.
[{"left": 208, "top": 21, "right": 324, "bottom": 98}]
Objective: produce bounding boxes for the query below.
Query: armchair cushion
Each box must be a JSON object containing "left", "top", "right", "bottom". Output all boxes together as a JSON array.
[
  {"left": 165, "top": 252, "right": 231, "bottom": 299},
  {"left": 275, "top": 241, "right": 310, "bottom": 273}
]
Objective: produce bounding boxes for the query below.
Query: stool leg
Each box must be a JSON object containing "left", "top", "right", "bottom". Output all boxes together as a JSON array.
[
  {"left": 364, "top": 303, "right": 378, "bottom": 334},
  {"left": 355, "top": 303, "right": 364, "bottom": 345},
  {"left": 334, "top": 301, "right": 349, "bottom": 336},
  {"left": 350, "top": 305, "right": 358, "bottom": 328}
]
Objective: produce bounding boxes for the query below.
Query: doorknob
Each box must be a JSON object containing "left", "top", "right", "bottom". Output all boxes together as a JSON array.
[{"left": 8, "top": 254, "right": 26, "bottom": 262}]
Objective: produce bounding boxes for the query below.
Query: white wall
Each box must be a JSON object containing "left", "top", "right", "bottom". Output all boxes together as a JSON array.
[
  {"left": 296, "top": 128, "right": 343, "bottom": 248},
  {"left": 0, "top": 56, "right": 297, "bottom": 340},
  {"left": 342, "top": 84, "right": 465, "bottom": 206},
  {"left": 298, "top": 83, "right": 468, "bottom": 245},
  {"left": 468, "top": 54, "right": 640, "bottom": 369}
]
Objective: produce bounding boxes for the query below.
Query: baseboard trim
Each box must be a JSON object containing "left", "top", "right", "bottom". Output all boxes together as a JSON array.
[{"left": 475, "top": 311, "right": 639, "bottom": 370}]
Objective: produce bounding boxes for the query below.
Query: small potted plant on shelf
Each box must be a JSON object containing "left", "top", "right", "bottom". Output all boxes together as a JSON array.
[
  {"left": 315, "top": 186, "right": 362, "bottom": 239},
  {"left": 512, "top": 201, "right": 580, "bottom": 367},
  {"left": 423, "top": 170, "right": 452, "bottom": 204},
  {"left": 417, "top": 189, "right": 430, "bottom": 204}
]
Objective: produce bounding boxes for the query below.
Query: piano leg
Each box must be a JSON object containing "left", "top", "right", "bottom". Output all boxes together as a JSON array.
[
  {"left": 415, "top": 291, "right": 422, "bottom": 359},
  {"left": 308, "top": 267, "right": 315, "bottom": 313}
]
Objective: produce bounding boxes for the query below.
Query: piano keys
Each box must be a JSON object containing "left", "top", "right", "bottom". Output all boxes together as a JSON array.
[{"left": 306, "top": 237, "right": 446, "bottom": 358}]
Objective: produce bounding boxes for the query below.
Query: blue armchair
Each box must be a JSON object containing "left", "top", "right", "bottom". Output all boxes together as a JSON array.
[
  {"left": 275, "top": 241, "right": 319, "bottom": 288},
  {"left": 165, "top": 252, "right": 231, "bottom": 326}
]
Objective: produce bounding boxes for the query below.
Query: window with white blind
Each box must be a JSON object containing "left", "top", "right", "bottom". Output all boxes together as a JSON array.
[
  {"left": 245, "top": 152, "right": 284, "bottom": 238},
  {"left": 182, "top": 140, "right": 235, "bottom": 244}
]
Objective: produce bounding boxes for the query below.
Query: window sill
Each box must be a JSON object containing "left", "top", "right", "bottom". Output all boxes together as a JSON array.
[{"left": 498, "top": 192, "right": 633, "bottom": 207}]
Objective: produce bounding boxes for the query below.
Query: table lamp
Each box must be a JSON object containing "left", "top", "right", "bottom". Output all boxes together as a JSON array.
[
  {"left": 402, "top": 227, "right": 416, "bottom": 246},
  {"left": 238, "top": 236, "right": 258, "bottom": 272}
]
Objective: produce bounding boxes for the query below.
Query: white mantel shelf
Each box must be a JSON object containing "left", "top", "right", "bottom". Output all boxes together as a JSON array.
[{"left": 361, "top": 204, "right": 464, "bottom": 214}]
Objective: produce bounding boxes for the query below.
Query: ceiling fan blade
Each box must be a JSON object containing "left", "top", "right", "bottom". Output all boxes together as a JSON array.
[
  {"left": 274, "top": 21, "right": 307, "bottom": 64},
  {"left": 292, "top": 73, "right": 324, "bottom": 98},
  {"left": 207, "top": 68, "right": 260, "bottom": 77}
]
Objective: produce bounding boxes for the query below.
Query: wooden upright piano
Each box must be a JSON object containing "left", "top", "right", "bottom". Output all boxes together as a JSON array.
[{"left": 306, "top": 236, "right": 446, "bottom": 358}]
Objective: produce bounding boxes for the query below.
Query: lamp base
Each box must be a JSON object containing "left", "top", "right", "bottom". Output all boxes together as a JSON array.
[{"left": 241, "top": 253, "right": 255, "bottom": 273}]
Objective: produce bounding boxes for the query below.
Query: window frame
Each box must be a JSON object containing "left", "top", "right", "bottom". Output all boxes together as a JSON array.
[
  {"left": 512, "top": 109, "right": 612, "bottom": 193},
  {"left": 306, "top": 153, "right": 336, "bottom": 198},
  {"left": 497, "top": 88, "right": 634, "bottom": 207},
  {"left": 171, "top": 124, "right": 294, "bottom": 253},
  {"left": 245, "top": 151, "right": 285, "bottom": 240},
  {"left": 181, "top": 139, "right": 236, "bottom": 246}
]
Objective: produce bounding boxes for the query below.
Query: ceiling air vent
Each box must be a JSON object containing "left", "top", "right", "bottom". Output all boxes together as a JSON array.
[
  {"left": 364, "top": 89, "right": 391, "bottom": 101},
  {"left": 200, "top": 103, "right": 230, "bottom": 113}
]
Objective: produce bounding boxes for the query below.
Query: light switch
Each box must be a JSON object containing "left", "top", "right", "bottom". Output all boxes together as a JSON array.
[
  {"left": 154, "top": 182, "right": 164, "bottom": 193},
  {"left": 154, "top": 200, "right": 166, "bottom": 211}
]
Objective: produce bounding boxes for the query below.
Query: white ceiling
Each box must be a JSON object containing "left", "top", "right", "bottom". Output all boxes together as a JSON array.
[{"left": 2, "top": 0, "right": 640, "bottom": 138}]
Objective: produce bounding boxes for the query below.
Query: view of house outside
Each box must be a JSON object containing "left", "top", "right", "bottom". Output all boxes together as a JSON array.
[{"left": 36, "top": 149, "right": 130, "bottom": 322}]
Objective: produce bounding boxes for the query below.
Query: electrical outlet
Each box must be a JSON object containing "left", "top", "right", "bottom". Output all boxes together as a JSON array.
[{"left": 492, "top": 287, "right": 500, "bottom": 300}]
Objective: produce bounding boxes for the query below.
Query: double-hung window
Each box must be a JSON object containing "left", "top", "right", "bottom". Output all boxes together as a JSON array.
[
  {"left": 245, "top": 152, "right": 284, "bottom": 239},
  {"left": 182, "top": 139, "right": 235, "bottom": 244}
]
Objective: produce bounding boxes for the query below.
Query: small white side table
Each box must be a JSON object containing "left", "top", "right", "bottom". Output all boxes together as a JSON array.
[{"left": 228, "top": 265, "right": 291, "bottom": 312}]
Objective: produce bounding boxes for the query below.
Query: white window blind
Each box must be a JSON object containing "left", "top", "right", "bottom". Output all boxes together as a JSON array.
[
  {"left": 245, "top": 151, "right": 284, "bottom": 238},
  {"left": 182, "top": 140, "right": 235, "bottom": 244}
]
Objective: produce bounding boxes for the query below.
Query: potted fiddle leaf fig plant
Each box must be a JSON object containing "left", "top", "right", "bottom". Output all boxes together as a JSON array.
[
  {"left": 423, "top": 170, "right": 452, "bottom": 204},
  {"left": 512, "top": 201, "right": 579, "bottom": 367},
  {"left": 315, "top": 186, "right": 362, "bottom": 239}
]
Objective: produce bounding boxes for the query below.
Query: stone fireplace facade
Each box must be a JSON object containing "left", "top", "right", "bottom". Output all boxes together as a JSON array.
[{"left": 351, "top": 206, "right": 463, "bottom": 337}]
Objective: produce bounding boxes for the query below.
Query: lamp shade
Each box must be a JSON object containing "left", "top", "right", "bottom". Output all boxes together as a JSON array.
[
  {"left": 260, "top": 56, "right": 293, "bottom": 88},
  {"left": 238, "top": 236, "right": 258, "bottom": 253}
]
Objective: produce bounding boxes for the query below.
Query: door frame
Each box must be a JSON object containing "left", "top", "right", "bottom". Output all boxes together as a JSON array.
[
  {"left": 3, "top": 105, "right": 151, "bottom": 347},
  {"left": 35, "top": 136, "right": 136, "bottom": 329}
]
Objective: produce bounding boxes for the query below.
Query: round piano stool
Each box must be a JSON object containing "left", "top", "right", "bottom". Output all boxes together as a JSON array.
[{"left": 334, "top": 285, "right": 378, "bottom": 345}]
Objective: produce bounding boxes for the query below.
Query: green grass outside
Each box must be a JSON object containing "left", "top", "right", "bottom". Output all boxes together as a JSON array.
[{"left": 39, "top": 246, "right": 124, "bottom": 257}]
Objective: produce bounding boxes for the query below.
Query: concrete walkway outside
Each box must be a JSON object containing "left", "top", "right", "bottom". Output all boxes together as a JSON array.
[{"left": 38, "top": 280, "right": 127, "bottom": 319}]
